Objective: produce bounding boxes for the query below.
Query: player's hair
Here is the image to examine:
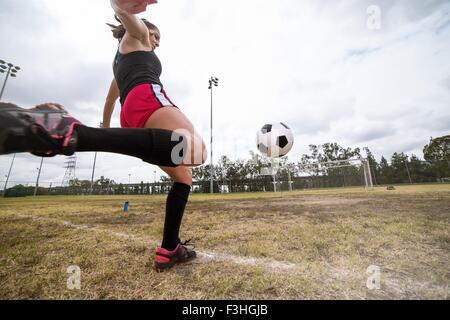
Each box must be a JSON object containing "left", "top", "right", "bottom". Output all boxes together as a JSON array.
[{"left": 107, "top": 15, "right": 158, "bottom": 41}]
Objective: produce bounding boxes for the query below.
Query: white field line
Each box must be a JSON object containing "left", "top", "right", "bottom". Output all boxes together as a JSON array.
[
  {"left": 197, "top": 251, "right": 297, "bottom": 271},
  {"left": 16, "top": 214, "right": 297, "bottom": 272},
  {"left": 13, "top": 213, "right": 450, "bottom": 298}
]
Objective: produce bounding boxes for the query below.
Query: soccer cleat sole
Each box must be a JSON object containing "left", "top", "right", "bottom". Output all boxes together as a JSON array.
[
  {"left": 153, "top": 254, "right": 197, "bottom": 272},
  {"left": 0, "top": 127, "right": 27, "bottom": 155}
]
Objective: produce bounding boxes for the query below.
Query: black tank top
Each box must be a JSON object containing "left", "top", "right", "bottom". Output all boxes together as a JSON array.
[{"left": 113, "top": 50, "right": 163, "bottom": 105}]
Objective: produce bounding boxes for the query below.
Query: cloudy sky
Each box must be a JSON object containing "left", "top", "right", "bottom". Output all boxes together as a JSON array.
[{"left": 0, "top": 0, "right": 449, "bottom": 187}]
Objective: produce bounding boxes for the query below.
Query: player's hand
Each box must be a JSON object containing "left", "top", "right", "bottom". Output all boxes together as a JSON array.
[{"left": 112, "top": 0, "right": 157, "bottom": 15}]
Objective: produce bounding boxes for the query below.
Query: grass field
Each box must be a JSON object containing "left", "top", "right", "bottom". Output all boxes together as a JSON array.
[{"left": 0, "top": 184, "right": 449, "bottom": 300}]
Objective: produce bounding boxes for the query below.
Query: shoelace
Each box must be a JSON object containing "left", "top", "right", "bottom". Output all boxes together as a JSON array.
[{"left": 180, "top": 239, "right": 195, "bottom": 251}]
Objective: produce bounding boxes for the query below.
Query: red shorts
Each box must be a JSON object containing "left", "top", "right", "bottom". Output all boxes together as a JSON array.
[{"left": 120, "top": 83, "right": 177, "bottom": 129}]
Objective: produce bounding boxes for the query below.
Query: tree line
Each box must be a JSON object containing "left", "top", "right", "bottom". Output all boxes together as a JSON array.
[{"left": 192, "top": 135, "right": 449, "bottom": 191}]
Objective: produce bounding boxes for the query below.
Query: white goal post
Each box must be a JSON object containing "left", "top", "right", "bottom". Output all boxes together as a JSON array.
[
  {"left": 258, "top": 157, "right": 374, "bottom": 190},
  {"left": 296, "top": 157, "right": 374, "bottom": 189}
]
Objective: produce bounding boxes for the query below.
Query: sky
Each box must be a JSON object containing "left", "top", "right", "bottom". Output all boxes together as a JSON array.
[{"left": 0, "top": 0, "right": 449, "bottom": 187}]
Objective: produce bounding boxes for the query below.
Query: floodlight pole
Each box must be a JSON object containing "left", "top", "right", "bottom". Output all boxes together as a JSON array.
[
  {"left": 0, "top": 59, "right": 21, "bottom": 100},
  {"left": 0, "top": 66, "right": 11, "bottom": 100},
  {"left": 3, "top": 153, "right": 16, "bottom": 197},
  {"left": 210, "top": 83, "right": 213, "bottom": 194},
  {"left": 208, "top": 77, "right": 219, "bottom": 194},
  {"left": 1, "top": 60, "right": 21, "bottom": 197}
]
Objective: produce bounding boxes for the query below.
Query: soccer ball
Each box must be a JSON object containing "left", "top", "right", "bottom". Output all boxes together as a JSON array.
[{"left": 256, "top": 122, "right": 294, "bottom": 158}]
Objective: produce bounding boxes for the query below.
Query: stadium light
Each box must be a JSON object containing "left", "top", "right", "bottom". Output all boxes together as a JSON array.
[
  {"left": 0, "top": 59, "right": 21, "bottom": 100},
  {"left": 208, "top": 76, "right": 219, "bottom": 194}
]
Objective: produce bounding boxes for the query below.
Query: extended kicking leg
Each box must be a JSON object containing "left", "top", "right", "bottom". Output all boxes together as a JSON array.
[{"left": 0, "top": 102, "right": 186, "bottom": 167}]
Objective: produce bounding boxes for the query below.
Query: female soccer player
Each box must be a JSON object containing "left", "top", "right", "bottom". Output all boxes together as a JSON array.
[{"left": 106, "top": 0, "right": 207, "bottom": 271}]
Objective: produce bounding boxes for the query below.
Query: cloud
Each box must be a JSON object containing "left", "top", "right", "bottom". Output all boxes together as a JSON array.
[
  {"left": 1, "top": 0, "right": 450, "bottom": 185},
  {"left": 442, "top": 76, "right": 450, "bottom": 91}
]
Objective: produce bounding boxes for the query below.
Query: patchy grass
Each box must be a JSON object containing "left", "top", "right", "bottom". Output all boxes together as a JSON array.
[{"left": 0, "top": 184, "right": 449, "bottom": 299}]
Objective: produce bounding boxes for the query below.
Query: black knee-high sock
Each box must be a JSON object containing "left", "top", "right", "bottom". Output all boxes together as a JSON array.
[
  {"left": 161, "top": 183, "right": 191, "bottom": 251},
  {"left": 75, "top": 125, "right": 186, "bottom": 167}
]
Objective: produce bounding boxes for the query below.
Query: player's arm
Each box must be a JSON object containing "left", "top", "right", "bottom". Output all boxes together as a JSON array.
[
  {"left": 102, "top": 79, "right": 120, "bottom": 128},
  {"left": 110, "top": 0, "right": 157, "bottom": 42}
]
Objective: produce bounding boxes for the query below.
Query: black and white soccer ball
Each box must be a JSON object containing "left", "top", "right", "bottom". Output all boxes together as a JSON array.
[{"left": 256, "top": 122, "right": 294, "bottom": 158}]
